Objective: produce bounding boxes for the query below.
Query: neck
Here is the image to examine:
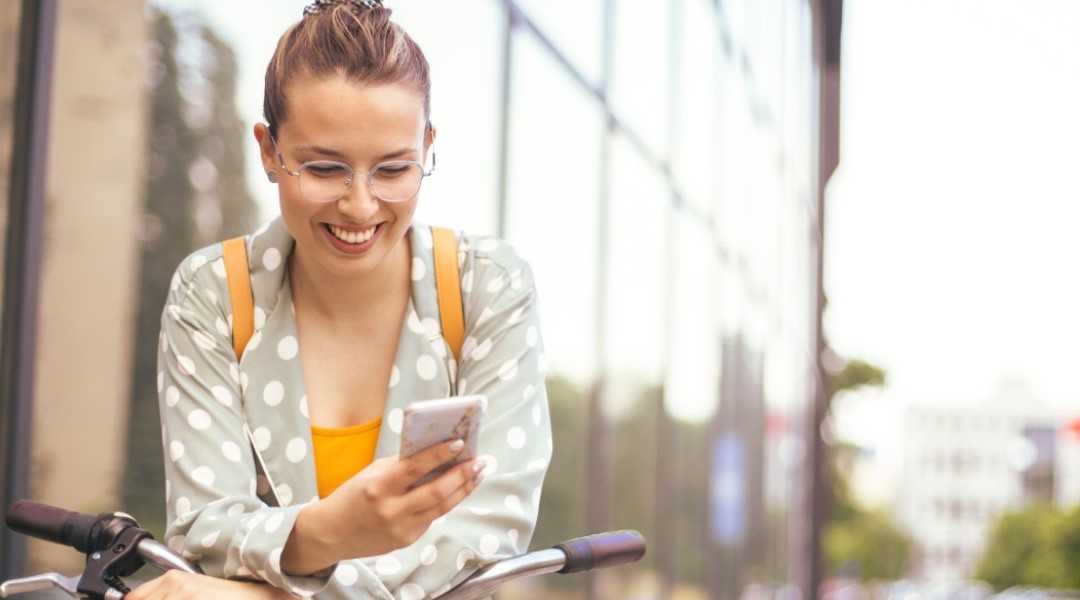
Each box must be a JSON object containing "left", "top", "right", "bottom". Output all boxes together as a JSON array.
[{"left": 289, "top": 235, "right": 411, "bottom": 321}]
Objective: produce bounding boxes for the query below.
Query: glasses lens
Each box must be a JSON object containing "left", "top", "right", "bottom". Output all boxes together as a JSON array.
[
  {"left": 371, "top": 163, "right": 424, "bottom": 202},
  {"left": 298, "top": 162, "right": 351, "bottom": 203}
]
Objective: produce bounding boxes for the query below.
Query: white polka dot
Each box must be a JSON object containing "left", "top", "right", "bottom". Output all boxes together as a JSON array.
[
  {"left": 528, "top": 458, "right": 548, "bottom": 471},
  {"left": 389, "top": 365, "right": 400, "bottom": 388},
  {"left": 538, "top": 353, "right": 549, "bottom": 373},
  {"left": 334, "top": 563, "right": 359, "bottom": 586},
  {"left": 175, "top": 497, "right": 191, "bottom": 517},
  {"left": 191, "top": 466, "right": 215, "bottom": 485},
  {"left": 167, "top": 534, "right": 186, "bottom": 553},
  {"left": 269, "top": 547, "right": 283, "bottom": 574},
  {"left": 525, "top": 325, "right": 539, "bottom": 347},
  {"left": 420, "top": 545, "right": 438, "bottom": 566},
  {"left": 166, "top": 305, "right": 181, "bottom": 321},
  {"left": 263, "top": 381, "right": 284, "bottom": 406},
  {"left": 222, "top": 441, "right": 242, "bottom": 462},
  {"left": 177, "top": 355, "right": 196, "bottom": 376},
  {"left": 417, "top": 226, "right": 433, "bottom": 248},
  {"left": 411, "top": 257, "right": 426, "bottom": 281},
  {"left": 215, "top": 317, "right": 229, "bottom": 336},
  {"left": 299, "top": 395, "right": 309, "bottom": 418},
  {"left": 532, "top": 487, "right": 542, "bottom": 507},
  {"left": 188, "top": 410, "right": 211, "bottom": 430},
  {"left": 388, "top": 408, "right": 404, "bottom": 434},
  {"left": 227, "top": 503, "right": 244, "bottom": 517},
  {"left": 263, "top": 247, "right": 282, "bottom": 270},
  {"left": 532, "top": 403, "right": 542, "bottom": 425},
  {"left": 165, "top": 479, "right": 171, "bottom": 502},
  {"left": 497, "top": 360, "right": 518, "bottom": 381},
  {"left": 479, "top": 535, "right": 500, "bottom": 556},
  {"left": 252, "top": 427, "right": 272, "bottom": 451},
  {"left": 421, "top": 317, "right": 440, "bottom": 338},
  {"left": 234, "top": 564, "right": 254, "bottom": 579},
  {"left": 478, "top": 238, "right": 499, "bottom": 252},
  {"left": 399, "top": 583, "right": 426, "bottom": 600},
  {"left": 463, "top": 337, "right": 492, "bottom": 361},
  {"left": 229, "top": 363, "right": 241, "bottom": 384},
  {"left": 199, "top": 530, "right": 219, "bottom": 548},
  {"left": 247, "top": 331, "right": 262, "bottom": 350},
  {"left": 416, "top": 355, "right": 437, "bottom": 380},
  {"left": 264, "top": 512, "right": 284, "bottom": 533},
  {"left": 510, "top": 270, "right": 523, "bottom": 290},
  {"left": 191, "top": 255, "right": 208, "bottom": 270},
  {"left": 286, "top": 438, "right": 307, "bottom": 463},
  {"left": 375, "top": 556, "right": 402, "bottom": 576},
  {"left": 509, "top": 306, "right": 525, "bottom": 324},
  {"left": 275, "top": 484, "right": 294, "bottom": 506},
  {"left": 486, "top": 275, "right": 506, "bottom": 294},
  {"left": 157, "top": 370, "right": 164, "bottom": 393},
  {"left": 459, "top": 377, "right": 469, "bottom": 396},
  {"left": 509, "top": 529, "right": 520, "bottom": 548},
  {"left": 160, "top": 333, "right": 169, "bottom": 355},
  {"left": 469, "top": 507, "right": 494, "bottom": 516},
  {"left": 505, "top": 495, "right": 524, "bottom": 515},
  {"left": 240, "top": 372, "right": 250, "bottom": 393},
  {"left": 212, "top": 258, "right": 226, "bottom": 278},
  {"left": 165, "top": 386, "right": 180, "bottom": 407},
  {"left": 277, "top": 336, "right": 298, "bottom": 360},
  {"left": 254, "top": 307, "right": 267, "bottom": 329},
  {"left": 170, "top": 273, "right": 181, "bottom": 291},
  {"left": 211, "top": 386, "right": 232, "bottom": 407},
  {"left": 406, "top": 311, "right": 423, "bottom": 333},
  {"left": 193, "top": 331, "right": 216, "bottom": 351},
  {"left": 461, "top": 270, "right": 474, "bottom": 293},
  {"left": 169, "top": 441, "right": 185, "bottom": 462},
  {"left": 507, "top": 426, "right": 527, "bottom": 449},
  {"left": 479, "top": 455, "right": 498, "bottom": 476},
  {"left": 476, "top": 307, "right": 493, "bottom": 326},
  {"left": 456, "top": 549, "right": 476, "bottom": 570}
]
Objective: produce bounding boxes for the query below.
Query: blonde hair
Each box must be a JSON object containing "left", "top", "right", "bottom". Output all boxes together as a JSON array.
[{"left": 263, "top": 3, "right": 431, "bottom": 136}]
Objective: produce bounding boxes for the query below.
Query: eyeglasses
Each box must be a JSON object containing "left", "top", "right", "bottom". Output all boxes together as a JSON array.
[{"left": 273, "top": 137, "right": 435, "bottom": 203}]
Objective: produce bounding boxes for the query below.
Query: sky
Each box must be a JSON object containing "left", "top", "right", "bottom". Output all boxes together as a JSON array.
[{"left": 154, "top": 0, "right": 1080, "bottom": 464}]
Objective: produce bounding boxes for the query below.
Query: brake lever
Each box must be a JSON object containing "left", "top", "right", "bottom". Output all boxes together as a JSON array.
[{"left": 0, "top": 572, "right": 80, "bottom": 598}]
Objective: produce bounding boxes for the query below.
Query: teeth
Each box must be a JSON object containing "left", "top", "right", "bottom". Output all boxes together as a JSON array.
[{"left": 329, "top": 224, "right": 376, "bottom": 244}]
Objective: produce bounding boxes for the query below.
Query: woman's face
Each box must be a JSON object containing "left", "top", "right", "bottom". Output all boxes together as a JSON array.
[{"left": 258, "top": 76, "right": 432, "bottom": 280}]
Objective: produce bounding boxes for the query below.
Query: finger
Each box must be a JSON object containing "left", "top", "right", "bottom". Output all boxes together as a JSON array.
[
  {"left": 408, "top": 457, "right": 486, "bottom": 516},
  {"left": 393, "top": 438, "right": 470, "bottom": 490}
]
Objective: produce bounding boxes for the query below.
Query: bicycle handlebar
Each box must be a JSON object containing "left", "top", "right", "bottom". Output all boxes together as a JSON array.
[
  {"left": 5, "top": 499, "right": 108, "bottom": 554},
  {"left": 555, "top": 530, "right": 646, "bottom": 573}
]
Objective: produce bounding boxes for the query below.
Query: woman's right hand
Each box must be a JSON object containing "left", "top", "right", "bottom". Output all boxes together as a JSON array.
[{"left": 280, "top": 439, "right": 486, "bottom": 575}]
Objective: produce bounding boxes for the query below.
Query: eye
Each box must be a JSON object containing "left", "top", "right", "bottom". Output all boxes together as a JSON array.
[
  {"left": 374, "top": 163, "right": 417, "bottom": 178},
  {"left": 302, "top": 162, "right": 350, "bottom": 178}
]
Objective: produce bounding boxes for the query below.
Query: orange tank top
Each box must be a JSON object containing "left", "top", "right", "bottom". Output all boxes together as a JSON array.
[{"left": 311, "top": 417, "right": 382, "bottom": 498}]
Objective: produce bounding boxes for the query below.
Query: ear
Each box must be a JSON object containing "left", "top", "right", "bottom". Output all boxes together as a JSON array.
[
  {"left": 423, "top": 123, "right": 437, "bottom": 160},
  {"left": 253, "top": 123, "right": 276, "bottom": 172}
]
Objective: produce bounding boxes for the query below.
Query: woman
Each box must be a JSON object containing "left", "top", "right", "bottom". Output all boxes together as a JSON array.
[{"left": 132, "top": 1, "right": 551, "bottom": 597}]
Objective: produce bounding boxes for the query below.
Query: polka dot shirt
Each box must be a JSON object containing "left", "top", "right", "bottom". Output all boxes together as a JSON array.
[{"left": 157, "top": 217, "right": 552, "bottom": 599}]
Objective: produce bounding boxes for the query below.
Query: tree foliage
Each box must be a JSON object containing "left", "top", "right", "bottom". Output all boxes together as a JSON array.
[{"left": 974, "top": 504, "right": 1080, "bottom": 591}]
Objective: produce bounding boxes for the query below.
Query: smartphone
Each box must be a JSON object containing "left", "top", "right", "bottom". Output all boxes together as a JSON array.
[{"left": 400, "top": 395, "right": 485, "bottom": 488}]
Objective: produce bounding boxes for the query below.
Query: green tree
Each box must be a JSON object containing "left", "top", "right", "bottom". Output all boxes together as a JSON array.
[
  {"left": 975, "top": 504, "right": 1080, "bottom": 591},
  {"left": 820, "top": 356, "right": 912, "bottom": 582}
]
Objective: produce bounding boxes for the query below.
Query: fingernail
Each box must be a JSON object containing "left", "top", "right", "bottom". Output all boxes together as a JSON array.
[
  {"left": 472, "top": 460, "right": 486, "bottom": 474},
  {"left": 449, "top": 439, "right": 465, "bottom": 453}
]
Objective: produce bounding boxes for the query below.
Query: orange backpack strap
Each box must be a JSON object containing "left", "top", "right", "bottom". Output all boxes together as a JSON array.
[
  {"left": 222, "top": 236, "right": 254, "bottom": 361},
  {"left": 431, "top": 226, "right": 464, "bottom": 363}
]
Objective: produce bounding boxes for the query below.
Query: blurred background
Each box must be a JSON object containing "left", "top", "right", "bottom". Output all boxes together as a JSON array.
[{"left": 1, "top": 1, "right": 1079, "bottom": 599}]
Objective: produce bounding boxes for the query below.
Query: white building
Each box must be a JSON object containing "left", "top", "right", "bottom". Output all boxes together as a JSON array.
[{"left": 897, "top": 381, "right": 1080, "bottom": 581}]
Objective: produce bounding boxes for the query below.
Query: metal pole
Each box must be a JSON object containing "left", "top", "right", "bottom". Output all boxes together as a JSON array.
[
  {"left": 494, "top": 0, "right": 516, "bottom": 238},
  {"left": 1, "top": 0, "right": 58, "bottom": 581}
]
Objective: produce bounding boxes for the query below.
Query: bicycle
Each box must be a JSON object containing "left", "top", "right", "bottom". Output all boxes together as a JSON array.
[{"left": 1, "top": 499, "right": 646, "bottom": 599}]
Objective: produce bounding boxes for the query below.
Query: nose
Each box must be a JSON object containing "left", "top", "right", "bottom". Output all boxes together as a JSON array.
[{"left": 335, "top": 174, "right": 379, "bottom": 219}]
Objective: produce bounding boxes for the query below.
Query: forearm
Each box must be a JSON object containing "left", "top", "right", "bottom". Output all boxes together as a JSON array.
[{"left": 281, "top": 499, "right": 341, "bottom": 576}]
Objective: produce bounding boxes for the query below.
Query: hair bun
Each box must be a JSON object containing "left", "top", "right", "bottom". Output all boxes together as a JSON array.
[{"left": 303, "top": 0, "right": 383, "bottom": 16}]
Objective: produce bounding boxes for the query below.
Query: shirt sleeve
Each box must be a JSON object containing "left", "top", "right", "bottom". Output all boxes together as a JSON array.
[
  {"left": 157, "top": 250, "right": 333, "bottom": 597},
  {"left": 350, "top": 239, "right": 553, "bottom": 599}
]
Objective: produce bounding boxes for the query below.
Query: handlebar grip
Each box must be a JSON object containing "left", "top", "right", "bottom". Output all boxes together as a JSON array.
[
  {"left": 554, "top": 530, "right": 647, "bottom": 574},
  {"left": 6, "top": 499, "right": 101, "bottom": 553}
]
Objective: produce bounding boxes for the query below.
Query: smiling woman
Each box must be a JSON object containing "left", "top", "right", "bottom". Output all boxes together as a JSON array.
[{"left": 132, "top": 2, "right": 552, "bottom": 599}]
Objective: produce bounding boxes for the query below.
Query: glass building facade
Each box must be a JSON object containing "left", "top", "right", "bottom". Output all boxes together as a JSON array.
[{"left": 1, "top": 1, "right": 842, "bottom": 598}]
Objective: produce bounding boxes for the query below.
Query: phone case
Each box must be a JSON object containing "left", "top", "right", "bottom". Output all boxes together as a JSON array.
[{"left": 400, "top": 395, "right": 485, "bottom": 487}]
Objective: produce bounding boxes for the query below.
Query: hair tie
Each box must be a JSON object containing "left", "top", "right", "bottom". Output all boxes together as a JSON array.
[{"left": 303, "top": 0, "right": 383, "bottom": 16}]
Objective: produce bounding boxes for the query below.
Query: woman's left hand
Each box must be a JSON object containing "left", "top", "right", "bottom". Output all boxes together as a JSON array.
[{"left": 125, "top": 570, "right": 297, "bottom": 599}]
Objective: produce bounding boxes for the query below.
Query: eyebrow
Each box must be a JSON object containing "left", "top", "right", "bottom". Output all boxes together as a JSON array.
[{"left": 293, "top": 145, "right": 419, "bottom": 162}]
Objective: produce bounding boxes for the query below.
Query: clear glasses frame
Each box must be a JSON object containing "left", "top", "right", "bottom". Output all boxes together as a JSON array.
[{"left": 272, "top": 137, "right": 435, "bottom": 203}]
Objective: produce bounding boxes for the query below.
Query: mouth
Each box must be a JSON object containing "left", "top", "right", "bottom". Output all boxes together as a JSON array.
[{"left": 326, "top": 223, "right": 378, "bottom": 245}]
